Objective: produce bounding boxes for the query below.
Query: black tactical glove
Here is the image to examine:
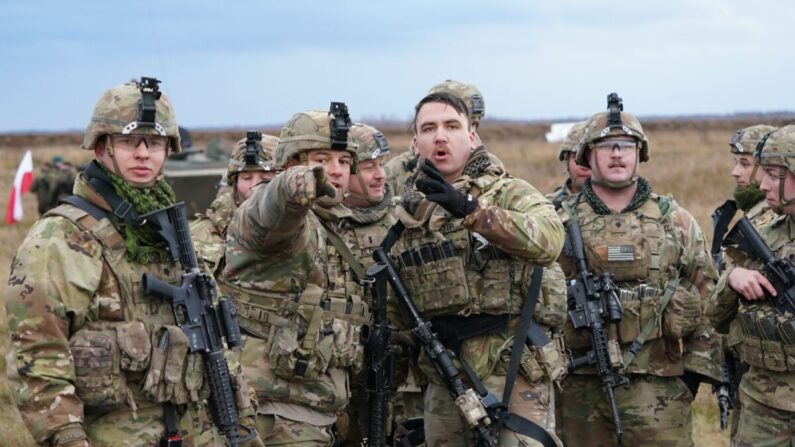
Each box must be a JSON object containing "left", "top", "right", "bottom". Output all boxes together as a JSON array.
[{"left": 415, "top": 159, "right": 477, "bottom": 218}]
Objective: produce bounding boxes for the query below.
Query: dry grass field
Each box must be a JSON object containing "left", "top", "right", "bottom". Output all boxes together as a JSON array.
[{"left": 0, "top": 116, "right": 792, "bottom": 445}]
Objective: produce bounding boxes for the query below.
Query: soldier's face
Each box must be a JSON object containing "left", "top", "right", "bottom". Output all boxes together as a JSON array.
[
  {"left": 567, "top": 154, "right": 591, "bottom": 187},
  {"left": 95, "top": 134, "right": 167, "bottom": 186},
  {"left": 306, "top": 149, "right": 351, "bottom": 196},
  {"left": 588, "top": 137, "right": 639, "bottom": 185},
  {"left": 761, "top": 166, "right": 795, "bottom": 213},
  {"left": 236, "top": 171, "right": 275, "bottom": 200},
  {"left": 731, "top": 154, "right": 761, "bottom": 187},
  {"left": 413, "top": 102, "right": 476, "bottom": 182},
  {"left": 347, "top": 158, "right": 386, "bottom": 207}
]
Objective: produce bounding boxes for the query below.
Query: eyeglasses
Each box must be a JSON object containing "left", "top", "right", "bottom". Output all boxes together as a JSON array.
[
  {"left": 593, "top": 139, "right": 638, "bottom": 153},
  {"left": 111, "top": 134, "right": 169, "bottom": 153}
]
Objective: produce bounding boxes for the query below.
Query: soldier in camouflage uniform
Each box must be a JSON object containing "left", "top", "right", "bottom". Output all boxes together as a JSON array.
[
  {"left": 222, "top": 105, "right": 371, "bottom": 446},
  {"left": 5, "top": 78, "right": 256, "bottom": 446},
  {"left": 191, "top": 133, "right": 280, "bottom": 275},
  {"left": 556, "top": 98, "right": 721, "bottom": 447},
  {"left": 546, "top": 122, "right": 590, "bottom": 210},
  {"left": 384, "top": 80, "right": 488, "bottom": 196},
  {"left": 707, "top": 124, "right": 795, "bottom": 447},
  {"left": 0, "top": 292, "right": 36, "bottom": 446},
  {"left": 387, "top": 91, "right": 566, "bottom": 447}
]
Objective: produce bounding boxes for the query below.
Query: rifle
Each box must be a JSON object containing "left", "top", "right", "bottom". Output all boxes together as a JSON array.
[
  {"left": 141, "top": 203, "right": 253, "bottom": 447},
  {"left": 712, "top": 350, "right": 745, "bottom": 430},
  {"left": 724, "top": 214, "right": 795, "bottom": 315},
  {"left": 361, "top": 262, "right": 395, "bottom": 446},
  {"left": 563, "top": 218, "right": 628, "bottom": 447},
  {"left": 373, "top": 221, "right": 501, "bottom": 447},
  {"left": 711, "top": 200, "right": 738, "bottom": 274}
]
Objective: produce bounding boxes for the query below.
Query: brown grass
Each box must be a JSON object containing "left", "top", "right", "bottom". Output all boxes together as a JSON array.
[{"left": 3, "top": 118, "right": 788, "bottom": 445}]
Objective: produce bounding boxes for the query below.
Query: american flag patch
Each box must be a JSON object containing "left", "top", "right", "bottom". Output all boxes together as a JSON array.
[{"left": 607, "top": 245, "right": 635, "bottom": 261}]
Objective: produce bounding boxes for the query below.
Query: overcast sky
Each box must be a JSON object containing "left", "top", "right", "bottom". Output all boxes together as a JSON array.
[{"left": 1, "top": 0, "right": 793, "bottom": 132}]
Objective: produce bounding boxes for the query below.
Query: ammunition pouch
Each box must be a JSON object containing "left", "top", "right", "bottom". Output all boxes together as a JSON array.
[
  {"left": 616, "top": 285, "right": 664, "bottom": 344},
  {"left": 737, "top": 307, "right": 795, "bottom": 372},
  {"left": 398, "top": 242, "right": 471, "bottom": 318},
  {"left": 142, "top": 324, "right": 209, "bottom": 404},
  {"left": 518, "top": 334, "right": 568, "bottom": 384},
  {"left": 269, "top": 285, "right": 369, "bottom": 381}
]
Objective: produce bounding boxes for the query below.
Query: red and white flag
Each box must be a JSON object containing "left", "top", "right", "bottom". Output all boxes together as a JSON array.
[{"left": 5, "top": 150, "right": 34, "bottom": 224}]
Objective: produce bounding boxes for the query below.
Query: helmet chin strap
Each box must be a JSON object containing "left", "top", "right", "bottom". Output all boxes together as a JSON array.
[{"left": 772, "top": 167, "right": 795, "bottom": 214}]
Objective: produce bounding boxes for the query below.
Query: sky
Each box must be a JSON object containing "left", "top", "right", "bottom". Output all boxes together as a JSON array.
[{"left": 1, "top": 0, "right": 793, "bottom": 132}]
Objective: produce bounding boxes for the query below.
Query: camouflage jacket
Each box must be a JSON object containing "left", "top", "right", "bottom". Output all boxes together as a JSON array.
[
  {"left": 222, "top": 168, "right": 371, "bottom": 417},
  {"left": 5, "top": 174, "right": 217, "bottom": 444},
  {"left": 546, "top": 178, "right": 575, "bottom": 211},
  {"left": 560, "top": 189, "right": 721, "bottom": 381},
  {"left": 391, "top": 153, "right": 566, "bottom": 384},
  {"left": 384, "top": 150, "right": 417, "bottom": 200},
  {"left": 707, "top": 213, "right": 795, "bottom": 411},
  {"left": 191, "top": 191, "right": 237, "bottom": 275}
]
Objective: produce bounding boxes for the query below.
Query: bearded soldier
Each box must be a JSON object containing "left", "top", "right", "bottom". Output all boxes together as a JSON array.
[
  {"left": 222, "top": 104, "right": 372, "bottom": 446},
  {"left": 5, "top": 78, "right": 256, "bottom": 446},
  {"left": 547, "top": 122, "right": 590, "bottom": 210},
  {"left": 707, "top": 125, "right": 795, "bottom": 446},
  {"left": 386, "top": 91, "right": 566, "bottom": 447},
  {"left": 191, "top": 132, "right": 280, "bottom": 276},
  {"left": 556, "top": 94, "right": 721, "bottom": 447}
]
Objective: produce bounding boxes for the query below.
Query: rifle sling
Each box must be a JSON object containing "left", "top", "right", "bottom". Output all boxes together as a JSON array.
[
  {"left": 318, "top": 218, "right": 367, "bottom": 282},
  {"left": 622, "top": 274, "right": 681, "bottom": 370}
]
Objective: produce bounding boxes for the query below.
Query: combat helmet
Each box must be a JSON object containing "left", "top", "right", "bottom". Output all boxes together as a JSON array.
[
  {"left": 227, "top": 131, "right": 280, "bottom": 186},
  {"left": 575, "top": 93, "right": 649, "bottom": 167},
  {"left": 82, "top": 77, "right": 181, "bottom": 154},
  {"left": 274, "top": 102, "right": 358, "bottom": 173},
  {"left": 730, "top": 124, "right": 777, "bottom": 154},
  {"left": 349, "top": 123, "right": 391, "bottom": 205},
  {"left": 558, "top": 121, "right": 587, "bottom": 161},
  {"left": 754, "top": 125, "right": 795, "bottom": 213},
  {"left": 428, "top": 80, "right": 485, "bottom": 124}
]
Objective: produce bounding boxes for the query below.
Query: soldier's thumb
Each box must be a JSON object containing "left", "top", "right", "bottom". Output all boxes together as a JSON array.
[{"left": 312, "top": 165, "right": 337, "bottom": 199}]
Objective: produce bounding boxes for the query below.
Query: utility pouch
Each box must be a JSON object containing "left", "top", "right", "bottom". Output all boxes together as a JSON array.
[
  {"left": 400, "top": 255, "right": 470, "bottom": 317},
  {"left": 142, "top": 325, "right": 190, "bottom": 403},
  {"left": 70, "top": 328, "right": 128, "bottom": 408},
  {"left": 533, "top": 334, "right": 567, "bottom": 383},
  {"left": 329, "top": 317, "right": 365, "bottom": 374},
  {"left": 115, "top": 320, "right": 152, "bottom": 372},
  {"left": 662, "top": 284, "right": 702, "bottom": 339}
]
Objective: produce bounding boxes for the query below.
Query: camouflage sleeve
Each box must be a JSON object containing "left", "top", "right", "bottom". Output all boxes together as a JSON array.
[
  {"left": 671, "top": 207, "right": 722, "bottom": 382},
  {"left": 706, "top": 266, "right": 741, "bottom": 334},
  {"left": 190, "top": 216, "right": 224, "bottom": 274},
  {"left": 5, "top": 217, "right": 104, "bottom": 443},
  {"left": 227, "top": 169, "right": 311, "bottom": 255},
  {"left": 463, "top": 178, "right": 564, "bottom": 266}
]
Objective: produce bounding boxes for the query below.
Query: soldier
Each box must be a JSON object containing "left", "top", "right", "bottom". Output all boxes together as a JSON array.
[
  {"left": 191, "top": 132, "right": 280, "bottom": 275},
  {"left": 388, "top": 91, "right": 566, "bottom": 447},
  {"left": 0, "top": 294, "right": 36, "bottom": 446},
  {"left": 5, "top": 77, "right": 256, "bottom": 446},
  {"left": 707, "top": 124, "right": 795, "bottom": 446},
  {"left": 384, "top": 80, "right": 487, "bottom": 196},
  {"left": 547, "top": 122, "right": 590, "bottom": 210},
  {"left": 556, "top": 95, "right": 721, "bottom": 447},
  {"left": 222, "top": 104, "right": 370, "bottom": 446}
]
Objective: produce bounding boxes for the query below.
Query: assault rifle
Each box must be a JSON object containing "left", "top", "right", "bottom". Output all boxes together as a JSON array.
[
  {"left": 374, "top": 221, "right": 501, "bottom": 447},
  {"left": 361, "top": 262, "right": 394, "bottom": 447},
  {"left": 724, "top": 214, "right": 795, "bottom": 315},
  {"left": 563, "top": 218, "right": 628, "bottom": 447},
  {"left": 142, "top": 203, "right": 252, "bottom": 447},
  {"left": 713, "top": 350, "right": 744, "bottom": 430}
]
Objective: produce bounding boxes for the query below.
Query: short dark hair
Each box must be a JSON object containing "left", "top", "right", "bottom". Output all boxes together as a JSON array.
[{"left": 412, "top": 92, "right": 470, "bottom": 134}]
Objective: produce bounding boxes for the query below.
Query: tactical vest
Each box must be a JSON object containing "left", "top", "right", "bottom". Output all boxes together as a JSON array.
[
  {"left": 47, "top": 203, "right": 209, "bottom": 410},
  {"left": 561, "top": 195, "right": 702, "bottom": 363},
  {"left": 221, "top": 212, "right": 370, "bottom": 413}
]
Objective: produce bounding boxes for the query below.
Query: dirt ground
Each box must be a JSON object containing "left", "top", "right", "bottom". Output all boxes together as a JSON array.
[{"left": 2, "top": 116, "right": 793, "bottom": 445}]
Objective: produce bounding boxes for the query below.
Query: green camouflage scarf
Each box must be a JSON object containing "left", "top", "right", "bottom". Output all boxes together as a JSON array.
[
  {"left": 733, "top": 183, "right": 766, "bottom": 212},
  {"left": 100, "top": 164, "right": 177, "bottom": 264},
  {"left": 582, "top": 176, "right": 652, "bottom": 215}
]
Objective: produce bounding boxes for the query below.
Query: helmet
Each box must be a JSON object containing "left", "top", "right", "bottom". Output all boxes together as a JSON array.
[
  {"left": 350, "top": 123, "right": 390, "bottom": 163},
  {"left": 52, "top": 155, "right": 64, "bottom": 163},
  {"left": 226, "top": 131, "right": 280, "bottom": 186},
  {"left": 558, "top": 122, "right": 587, "bottom": 161},
  {"left": 81, "top": 77, "right": 181, "bottom": 153},
  {"left": 755, "top": 125, "right": 795, "bottom": 173},
  {"left": 428, "top": 80, "right": 485, "bottom": 122},
  {"left": 730, "top": 124, "right": 777, "bottom": 154},
  {"left": 274, "top": 102, "right": 358, "bottom": 172},
  {"left": 575, "top": 109, "right": 649, "bottom": 167}
]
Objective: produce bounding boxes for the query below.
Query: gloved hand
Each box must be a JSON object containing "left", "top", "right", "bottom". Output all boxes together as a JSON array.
[
  {"left": 415, "top": 159, "right": 477, "bottom": 218},
  {"left": 51, "top": 424, "right": 91, "bottom": 447},
  {"left": 389, "top": 329, "right": 418, "bottom": 357},
  {"left": 285, "top": 165, "right": 337, "bottom": 206}
]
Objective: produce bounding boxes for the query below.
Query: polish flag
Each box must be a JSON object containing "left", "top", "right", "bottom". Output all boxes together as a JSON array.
[{"left": 5, "top": 150, "right": 34, "bottom": 224}]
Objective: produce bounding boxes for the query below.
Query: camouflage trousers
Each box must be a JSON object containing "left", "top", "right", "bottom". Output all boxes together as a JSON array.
[
  {"left": 557, "top": 374, "right": 694, "bottom": 447},
  {"left": 84, "top": 400, "right": 223, "bottom": 447},
  {"left": 256, "top": 414, "right": 335, "bottom": 447},
  {"left": 424, "top": 374, "right": 561, "bottom": 447},
  {"left": 733, "top": 389, "right": 795, "bottom": 447}
]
